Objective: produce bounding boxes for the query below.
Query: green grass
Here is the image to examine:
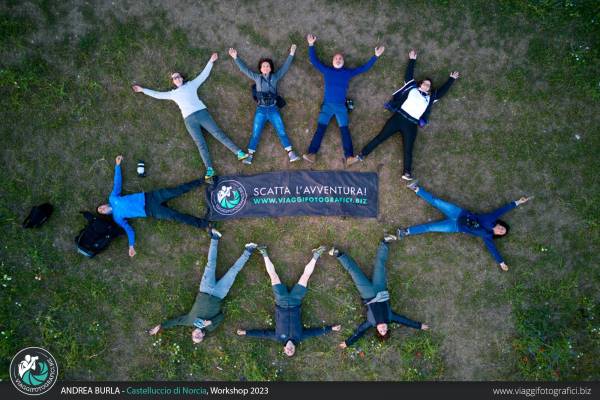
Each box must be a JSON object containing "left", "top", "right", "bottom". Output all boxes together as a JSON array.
[{"left": 1, "top": 0, "right": 599, "bottom": 382}]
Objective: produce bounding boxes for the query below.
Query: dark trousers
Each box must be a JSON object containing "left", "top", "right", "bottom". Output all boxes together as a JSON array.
[
  {"left": 144, "top": 179, "right": 209, "bottom": 228},
  {"left": 359, "top": 113, "right": 418, "bottom": 174}
]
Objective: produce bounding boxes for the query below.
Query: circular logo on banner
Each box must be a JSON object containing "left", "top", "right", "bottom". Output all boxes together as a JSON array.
[
  {"left": 10, "top": 347, "right": 58, "bottom": 396},
  {"left": 211, "top": 180, "right": 247, "bottom": 216}
]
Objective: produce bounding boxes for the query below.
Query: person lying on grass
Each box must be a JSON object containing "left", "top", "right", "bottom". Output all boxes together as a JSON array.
[
  {"left": 329, "top": 236, "right": 429, "bottom": 348},
  {"left": 97, "top": 155, "right": 210, "bottom": 258},
  {"left": 236, "top": 245, "right": 341, "bottom": 357},
  {"left": 228, "top": 44, "right": 301, "bottom": 165},
  {"left": 132, "top": 52, "right": 248, "bottom": 182},
  {"left": 302, "top": 33, "right": 385, "bottom": 166},
  {"left": 148, "top": 229, "right": 257, "bottom": 343},
  {"left": 397, "top": 181, "right": 532, "bottom": 271},
  {"left": 347, "top": 49, "right": 459, "bottom": 181}
]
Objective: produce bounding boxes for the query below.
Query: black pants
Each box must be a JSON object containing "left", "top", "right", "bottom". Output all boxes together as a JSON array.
[
  {"left": 144, "top": 179, "right": 209, "bottom": 228},
  {"left": 359, "top": 113, "right": 418, "bottom": 174}
]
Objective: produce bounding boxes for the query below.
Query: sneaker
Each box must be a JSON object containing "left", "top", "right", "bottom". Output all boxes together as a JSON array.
[
  {"left": 237, "top": 150, "right": 249, "bottom": 161},
  {"left": 406, "top": 180, "right": 419, "bottom": 192},
  {"left": 288, "top": 150, "right": 301, "bottom": 162},
  {"left": 312, "top": 245, "right": 327, "bottom": 258},
  {"left": 328, "top": 247, "right": 340, "bottom": 257},
  {"left": 401, "top": 172, "right": 414, "bottom": 181},
  {"left": 346, "top": 155, "right": 362, "bottom": 166},
  {"left": 256, "top": 245, "right": 268, "bottom": 256},
  {"left": 383, "top": 234, "right": 397, "bottom": 243},
  {"left": 205, "top": 167, "right": 215, "bottom": 181},
  {"left": 209, "top": 228, "right": 222, "bottom": 240},
  {"left": 396, "top": 228, "right": 408, "bottom": 238},
  {"left": 245, "top": 242, "right": 258, "bottom": 252},
  {"left": 242, "top": 154, "right": 253, "bottom": 165},
  {"left": 302, "top": 153, "right": 316, "bottom": 163}
]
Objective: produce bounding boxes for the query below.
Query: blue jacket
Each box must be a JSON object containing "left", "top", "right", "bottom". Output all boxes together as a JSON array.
[
  {"left": 345, "top": 300, "right": 422, "bottom": 347},
  {"left": 245, "top": 304, "right": 334, "bottom": 344},
  {"left": 309, "top": 45, "right": 378, "bottom": 104},
  {"left": 385, "top": 59, "right": 456, "bottom": 126},
  {"left": 108, "top": 164, "right": 146, "bottom": 246},
  {"left": 458, "top": 201, "right": 517, "bottom": 264}
]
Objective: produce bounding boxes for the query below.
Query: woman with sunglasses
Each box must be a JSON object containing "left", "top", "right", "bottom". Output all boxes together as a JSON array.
[{"left": 132, "top": 53, "right": 248, "bottom": 182}]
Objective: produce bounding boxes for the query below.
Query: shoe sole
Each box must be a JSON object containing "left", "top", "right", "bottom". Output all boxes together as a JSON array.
[
  {"left": 302, "top": 155, "right": 315, "bottom": 163},
  {"left": 290, "top": 157, "right": 301, "bottom": 162},
  {"left": 401, "top": 175, "right": 414, "bottom": 181}
]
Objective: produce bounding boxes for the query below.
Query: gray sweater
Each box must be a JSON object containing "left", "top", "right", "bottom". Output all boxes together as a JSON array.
[{"left": 234, "top": 55, "right": 294, "bottom": 103}]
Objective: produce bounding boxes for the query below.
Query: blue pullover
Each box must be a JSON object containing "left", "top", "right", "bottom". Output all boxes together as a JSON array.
[
  {"left": 108, "top": 164, "right": 146, "bottom": 246},
  {"left": 457, "top": 202, "right": 517, "bottom": 264},
  {"left": 308, "top": 45, "right": 378, "bottom": 104}
]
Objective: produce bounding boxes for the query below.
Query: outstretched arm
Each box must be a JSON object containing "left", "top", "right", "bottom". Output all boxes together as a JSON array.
[
  {"left": 405, "top": 49, "right": 417, "bottom": 83},
  {"left": 483, "top": 201, "right": 518, "bottom": 222},
  {"left": 190, "top": 54, "right": 217, "bottom": 88},
  {"left": 238, "top": 329, "right": 279, "bottom": 341},
  {"left": 343, "top": 321, "right": 372, "bottom": 347},
  {"left": 203, "top": 313, "right": 224, "bottom": 332},
  {"left": 230, "top": 49, "right": 261, "bottom": 81},
  {"left": 433, "top": 71, "right": 459, "bottom": 100},
  {"left": 348, "top": 54, "right": 378, "bottom": 77},
  {"left": 302, "top": 324, "right": 340, "bottom": 339},
  {"left": 307, "top": 35, "right": 328, "bottom": 73},
  {"left": 111, "top": 156, "right": 123, "bottom": 197},
  {"left": 160, "top": 314, "right": 192, "bottom": 329},
  {"left": 483, "top": 237, "right": 505, "bottom": 266},
  {"left": 391, "top": 312, "right": 422, "bottom": 329},
  {"left": 138, "top": 86, "right": 173, "bottom": 100},
  {"left": 272, "top": 46, "right": 295, "bottom": 80}
]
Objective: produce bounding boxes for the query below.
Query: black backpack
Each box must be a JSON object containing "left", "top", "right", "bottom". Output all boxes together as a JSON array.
[
  {"left": 75, "top": 212, "right": 123, "bottom": 257},
  {"left": 23, "top": 203, "right": 54, "bottom": 228}
]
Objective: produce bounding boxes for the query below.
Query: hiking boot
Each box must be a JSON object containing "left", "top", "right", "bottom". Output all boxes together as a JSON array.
[
  {"left": 312, "top": 245, "right": 327, "bottom": 258},
  {"left": 256, "top": 245, "right": 268, "bottom": 256},
  {"left": 383, "top": 234, "right": 397, "bottom": 243},
  {"left": 401, "top": 172, "right": 415, "bottom": 181},
  {"left": 245, "top": 242, "right": 258, "bottom": 252},
  {"left": 406, "top": 180, "right": 419, "bottom": 192},
  {"left": 302, "top": 153, "right": 316, "bottom": 163},
  {"left": 209, "top": 228, "right": 222, "bottom": 240},
  {"left": 288, "top": 150, "right": 301, "bottom": 162},
  {"left": 242, "top": 154, "right": 253, "bottom": 165},
  {"left": 328, "top": 247, "right": 340, "bottom": 257},
  {"left": 237, "top": 150, "right": 249, "bottom": 161}
]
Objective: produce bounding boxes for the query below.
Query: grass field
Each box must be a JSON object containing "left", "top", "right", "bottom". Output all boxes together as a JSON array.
[{"left": 1, "top": 0, "right": 599, "bottom": 381}]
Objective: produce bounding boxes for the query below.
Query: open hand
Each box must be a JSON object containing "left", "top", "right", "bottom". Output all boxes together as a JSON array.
[
  {"left": 409, "top": 49, "right": 417, "bottom": 60},
  {"left": 236, "top": 329, "right": 246, "bottom": 336},
  {"left": 115, "top": 155, "right": 123, "bottom": 165},
  {"left": 210, "top": 52, "right": 218, "bottom": 62},
  {"left": 228, "top": 48, "right": 237, "bottom": 59},
  {"left": 499, "top": 262, "right": 509, "bottom": 272},
  {"left": 421, "top": 324, "right": 430, "bottom": 330},
  {"left": 131, "top": 84, "right": 143, "bottom": 93},
  {"left": 307, "top": 34, "right": 317, "bottom": 45},
  {"left": 129, "top": 246, "right": 136, "bottom": 258},
  {"left": 450, "top": 71, "right": 460, "bottom": 79},
  {"left": 516, "top": 196, "right": 532, "bottom": 206},
  {"left": 338, "top": 342, "right": 347, "bottom": 349},
  {"left": 332, "top": 325, "right": 342, "bottom": 331},
  {"left": 290, "top": 44, "right": 297, "bottom": 56},
  {"left": 148, "top": 325, "right": 161, "bottom": 335},
  {"left": 375, "top": 46, "right": 385, "bottom": 57}
]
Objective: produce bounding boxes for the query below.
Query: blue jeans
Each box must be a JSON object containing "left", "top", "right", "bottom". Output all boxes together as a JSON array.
[
  {"left": 406, "top": 188, "right": 465, "bottom": 235},
  {"left": 184, "top": 109, "right": 243, "bottom": 169},
  {"left": 144, "top": 179, "right": 209, "bottom": 228},
  {"left": 199, "top": 238, "right": 251, "bottom": 299},
  {"left": 272, "top": 283, "right": 307, "bottom": 308},
  {"left": 248, "top": 105, "right": 292, "bottom": 152},
  {"left": 307, "top": 102, "right": 353, "bottom": 157},
  {"left": 337, "top": 242, "right": 388, "bottom": 300}
]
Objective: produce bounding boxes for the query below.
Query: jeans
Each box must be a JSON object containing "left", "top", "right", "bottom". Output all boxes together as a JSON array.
[
  {"left": 144, "top": 179, "right": 209, "bottom": 229},
  {"left": 307, "top": 102, "right": 353, "bottom": 157},
  {"left": 184, "top": 109, "right": 243, "bottom": 168},
  {"left": 337, "top": 242, "right": 388, "bottom": 300},
  {"left": 406, "top": 187, "right": 465, "bottom": 235},
  {"left": 199, "top": 238, "right": 251, "bottom": 299},
  {"left": 272, "top": 283, "right": 307, "bottom": 308},
  {"left": 359, "top": 113, "right": 418, "bottom": 174},
  {"left": 248, "top": 105, "right": 292, "bottom": 152}
]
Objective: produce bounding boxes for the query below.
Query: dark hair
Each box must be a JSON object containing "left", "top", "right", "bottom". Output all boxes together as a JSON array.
[
  {"left": 375, "top": 328, "right": 391, "bottom": 341},
  {"left": 493, "top": 220, "right": 510, "bottom": 238},
  {"left": 169, "top": 71, "right": 186, "bottom": 83},
  {"left": 418, "top": 78, "right": 433, "bottom": 89},
  {"left": 257, "top": 58, "right": 274, "bottom": 73}
]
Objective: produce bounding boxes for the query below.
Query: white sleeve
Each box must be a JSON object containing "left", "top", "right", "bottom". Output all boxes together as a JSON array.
[
  {"left": 190, "top": 60, "right": 213, "bottom": 88},
  {"left": 141, "top": 88, "right": 173, "bottom": 100}
]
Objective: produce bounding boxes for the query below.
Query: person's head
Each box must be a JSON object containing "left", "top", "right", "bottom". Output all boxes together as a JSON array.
[
  {"left": 283, "top": 340, "right": 296, "bottom": 357},
  {"left": 375, "top": 323, "right": 390, "bottom": 339},
  {"left": 493, "top": 220, "right": 510, "bottom": 238},
  {"left": 170, "top": 72, "right": 185, "bottom": 88},
  {"left": 332, "top": 53, "right": 344, "bottom": 69},
  {"left": 417, "top": 78, "right": 433, "bottom": 93},
  {"left": 97, "top": 204, "right": 112, "bottom": 214},
  {"left": 258, "top": 58, "right": 274, "bottom": 76},
  {"left": 24, "top": 355, "right": 31, "bottom": 362},
  {"left": 191, "top": 328, "right": 205, "bottom": 344}
]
